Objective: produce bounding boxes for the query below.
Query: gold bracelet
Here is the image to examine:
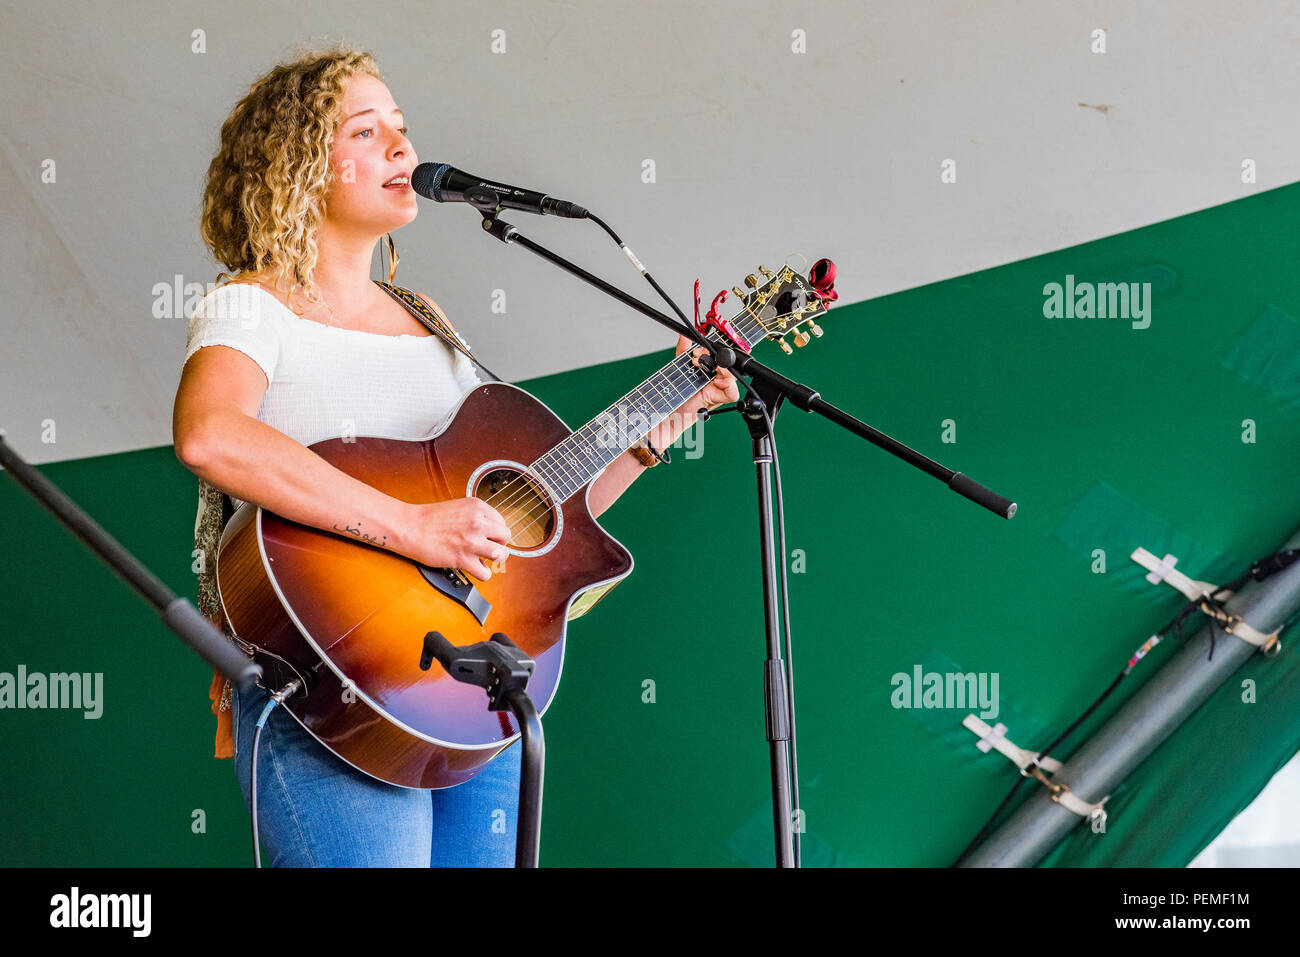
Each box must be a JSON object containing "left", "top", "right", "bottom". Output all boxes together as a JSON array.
[{"left": 629, "top": 443, "right": 660, "bottom": 468}]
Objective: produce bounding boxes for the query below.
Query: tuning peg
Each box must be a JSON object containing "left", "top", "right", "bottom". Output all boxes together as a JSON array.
[
  {"left": 759, "top": 265, "right": 775, "bottom": 278},
  {"left": 745, "top": 274, "right": 761, "bottom": 288},
  {"left": 778, "top": 338, "right": 793, "bottom": 355},
  {"left": 732, "top": 286, "right": 747, "bottom": 299},
  {"left": 793, "top": 331, "right": 810, "bottom": 348},
  {"left": 809, "top": 321, "right": 823, "bottom": 337}
]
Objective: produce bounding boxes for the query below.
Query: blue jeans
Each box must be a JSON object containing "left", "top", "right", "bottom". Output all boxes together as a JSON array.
[{"left": 232, "top": 681, "right": 522, "bottom": 867}]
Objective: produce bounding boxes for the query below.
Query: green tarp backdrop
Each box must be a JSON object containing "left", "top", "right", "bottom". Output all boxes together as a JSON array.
[{"left": 3, "top": 182, "right": 1298, "bottom": 866}]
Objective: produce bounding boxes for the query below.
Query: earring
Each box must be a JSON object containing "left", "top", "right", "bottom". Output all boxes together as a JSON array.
[{"left": 385, "top": 232, "right": 400, "bottom": 283}]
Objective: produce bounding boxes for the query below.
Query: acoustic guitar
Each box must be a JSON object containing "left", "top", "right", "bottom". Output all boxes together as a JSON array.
[{"left": 216, "top": 261, "right": 835, "bottom": 788}]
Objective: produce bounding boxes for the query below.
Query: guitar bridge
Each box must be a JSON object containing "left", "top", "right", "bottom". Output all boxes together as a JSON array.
[{"left": 417, "top": 563, "right": 493, "bottom": 627}]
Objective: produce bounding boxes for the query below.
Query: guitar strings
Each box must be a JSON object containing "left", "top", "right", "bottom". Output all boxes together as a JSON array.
[
  {"left": 476, "top": 301, "right": 803, "bottom": 546},
  {"left": 480, "top": 334, "right": 719, "bottom": 523},
  {"left": 480, "top": 351, "right": 713, "bottom": 542},
  {"left": 477, "top": 337, "right": 726, "bottom": 545},
  {"left": 466, "top": 299, "right": 806, "bottom": 560}
]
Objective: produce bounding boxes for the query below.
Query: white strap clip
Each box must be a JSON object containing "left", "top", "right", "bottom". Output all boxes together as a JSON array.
[
  {"left": 962, "top": 715, "right": 1061, "bottom": 773},
  {"left": 1130, "top": 547, "right": 1281, "bottom": 655},
  {"left": 1131, "top": 548, "right": 1223, "bottom": 602},
  {"left": 963, "top": 716, "right": 1108, "bottom": 818}
]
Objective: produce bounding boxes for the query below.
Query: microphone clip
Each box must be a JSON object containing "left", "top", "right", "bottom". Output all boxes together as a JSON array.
[{"left": 479, "top": 210, "right": 518, "bottom": 244}]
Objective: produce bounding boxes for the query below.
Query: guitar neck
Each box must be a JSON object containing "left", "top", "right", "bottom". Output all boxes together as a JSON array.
[
  {"left": 529, "top": 330, "right": 725, "bottom": 502},
  {"left": 526, "top": 264, "right": 824, "bottom": 503}
]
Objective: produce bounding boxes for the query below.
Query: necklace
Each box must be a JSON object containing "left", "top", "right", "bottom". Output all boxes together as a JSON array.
[{"left": 285, "top": 283, "right": 336, "bottom": 328}]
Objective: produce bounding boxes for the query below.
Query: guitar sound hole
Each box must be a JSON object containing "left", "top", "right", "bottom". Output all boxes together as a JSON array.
[{"left": 475, "top": 468, "right": 556, "bottom": 551}]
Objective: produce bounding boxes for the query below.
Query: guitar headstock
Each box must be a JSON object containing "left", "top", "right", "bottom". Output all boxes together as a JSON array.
[{"left": 710, "top": 258, "right": 837, "bottom": 355}]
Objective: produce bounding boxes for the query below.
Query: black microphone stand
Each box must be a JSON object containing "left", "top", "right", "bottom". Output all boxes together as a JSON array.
[
  {"left": 419, "top": 630, "right": 543, "bottom": 868},
  {"left": 0, "top": 431, "right": 261, "bottom": 688},
  {"left": 464, "top": 200, "right": 1017, "bottom": 867}
]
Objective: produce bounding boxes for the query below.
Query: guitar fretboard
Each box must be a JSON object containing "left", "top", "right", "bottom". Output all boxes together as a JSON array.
[
  {"left": 526, "top": 272, "right": 815, "bottom": 502},
  {"left": 529, "top": 331, "right": 720, "bottom": 501}
]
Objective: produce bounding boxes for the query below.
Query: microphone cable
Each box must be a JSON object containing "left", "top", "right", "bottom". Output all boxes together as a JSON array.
[
  {"left": 586, "top": 213, "right": 710, "bottom": 349},
  {"left": 249, "top": 678, "right": 302, "bottom": 868}
]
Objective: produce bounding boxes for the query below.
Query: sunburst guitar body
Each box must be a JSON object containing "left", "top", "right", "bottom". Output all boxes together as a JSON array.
[{"left": 215, "top": 260, "right": 835, "bottom": 788}]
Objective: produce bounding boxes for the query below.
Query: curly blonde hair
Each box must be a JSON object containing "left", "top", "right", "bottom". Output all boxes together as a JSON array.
[{"left": 200, "top": 46, "right": 381, "bottom": 307}]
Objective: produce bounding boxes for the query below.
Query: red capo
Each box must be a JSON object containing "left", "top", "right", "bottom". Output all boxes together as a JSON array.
[{"left": 693, "top": 279, "right": 751, "bottom": 352}]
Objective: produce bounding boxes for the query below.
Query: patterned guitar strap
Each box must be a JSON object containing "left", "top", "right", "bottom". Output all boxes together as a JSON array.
[{"left": 375, "top": 281, "right": 504, "bottom": 383}]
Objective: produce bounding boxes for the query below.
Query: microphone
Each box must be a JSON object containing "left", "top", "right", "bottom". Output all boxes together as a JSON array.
[{"left": 411, "top": 162, "right": 588, "bottom": 218}]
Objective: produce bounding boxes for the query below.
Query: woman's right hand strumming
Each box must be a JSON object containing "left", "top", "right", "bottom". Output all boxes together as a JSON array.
[
  {"left": 175, "top": 345, "right": 513, "bottom": 583},
  {"left": 394, "top": 498, "right": 512, "bottom": 582}
]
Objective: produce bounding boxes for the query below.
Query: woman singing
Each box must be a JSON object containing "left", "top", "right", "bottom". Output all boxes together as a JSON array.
[{"left": 171, "top": 46, "right": 737, "bottom": 867}]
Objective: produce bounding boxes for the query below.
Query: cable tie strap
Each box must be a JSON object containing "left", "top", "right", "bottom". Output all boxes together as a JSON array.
[
  {"left": 1197, "top": 600, "right": 1282, "bottom": 655},
  {"left": 1131, "top": 548, "right": 1281, "bottom": 655},
  {"left": 963, "top": 716, "right": 1107, "bottom": 820},
  {"left": 1130, "top": 548, "right": 1223, "bottom": 602},
  {"left": 1048, "top": 778, "right": 1110, "bottom": 821},
  {"left": 1022, "top": 760, "right": 1109, "bottom": 820},
  {"left": 962, "top": 715, "right": 1062, "bottom": 774}
]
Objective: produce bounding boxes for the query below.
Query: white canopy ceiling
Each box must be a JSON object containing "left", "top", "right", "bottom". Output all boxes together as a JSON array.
[{"left": 3, "top": 0, "right": 1298, "bottom": 464}]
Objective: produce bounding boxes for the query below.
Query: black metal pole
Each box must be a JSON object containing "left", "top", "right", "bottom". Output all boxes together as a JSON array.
[
  {"left": 0, "top": 431, "right": 260, "bottom": 687},
  {"left": 751, "top": 422, "right": 796, "bottom": 866},
  {"left": 465, "top": 210, "right": 1018, "bottom": 866},
  {"left": 478, "top": 212, "right": 708, "bottom": 349},
  {"left": 503, "top": 688, "right": 544, "bottom": 868},
  {"left": 419, "top": 630, "right": 543, "bottom": 867},
  {"left": 475, "top": 213, "right": 1016, "bottom": 521}
]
